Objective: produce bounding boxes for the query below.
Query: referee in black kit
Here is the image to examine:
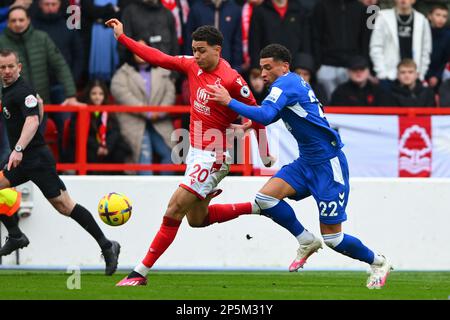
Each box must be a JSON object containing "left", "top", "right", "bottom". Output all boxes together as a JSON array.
[{"left": 0, "top": 49, "right": 121, "bottom": 275}]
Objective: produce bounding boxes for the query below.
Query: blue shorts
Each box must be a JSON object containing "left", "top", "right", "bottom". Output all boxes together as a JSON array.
[{"left": 273, "top": 150, "right": 350, "bottom": 225}]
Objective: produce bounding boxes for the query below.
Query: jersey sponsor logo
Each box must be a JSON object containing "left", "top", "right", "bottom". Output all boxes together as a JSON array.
[
  {"left": 194, "top": 87, "right": 211, "bottom": 115},
  {"left": 265, "top": 87, "right": 283, "bottom": 103},
  {"left": 215, "top": 78, "right": 221, "bottom": 85},
  {"left": 2, "top": 106, "right": 11, "bottom": 119},
  {"left": 197, "top": 69, "right": 203, "bottom": 76},
  {"left": 235, "top": 77, "right": 243, "bottom": 86},
  {"left": 240, "top": 85, "right": 250, "bottom": 98},
  {"left": 193, "top": 100, "right": 211, "bottom": 115},
  {"left": 24, "top": 95, "right": 38, "bottom": 108}
]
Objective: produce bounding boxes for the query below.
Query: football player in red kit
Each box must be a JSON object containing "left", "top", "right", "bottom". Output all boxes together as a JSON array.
[{"left": 106, "top": 18, "right": 271, "bottom": 286}]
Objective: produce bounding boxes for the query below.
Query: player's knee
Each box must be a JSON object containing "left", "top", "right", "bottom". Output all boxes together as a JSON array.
[
  {"left": 49, "top": 197, "right": 73, "bottom": 216},
  {"left": 54, "top": 202, "right": 71, "bottom": 216},
  {"left": 165, "top": 200, "right": 186, "bottom": 220},
  {"left": 186, "top": 217, "right": 204, "bottom": 228},
  {"left": 322, "top": 232, "right": 344, "bottom": 248},
  {"left": 254, "top": 192, "right": 280, "bottom": 212}
]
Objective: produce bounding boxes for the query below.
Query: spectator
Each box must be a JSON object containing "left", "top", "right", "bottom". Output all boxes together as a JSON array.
[
  {"left": 65, "top": 80, "right": 131, "bottom": 172},
  {"left": 390, "top": 59, "right": 436, "bottom": 106},
  {"left": 110, "top": 40, "right": 176, "bottom": 175},
  {"left": 443, "top": 60, "right": 450, "bottom": 80},
  {"left": 293, "top": 52, "right": 328, "bottom": 105},
  {"left": 0, "top": 7, "right": 81, "bottom": 106},
  {"left": 414, "top": 0, "right": 450, "bottom": 26},
  {"left": 370, "top": 0, "right": 432, "bottom": 90},
  {"left": 160, "top": 0, "right": 190, "bottom": 47},
  {"left": 439, "top": 78, "right": 450, "bottom": 106},
  {"left": 247, "top": 71, "right": 267, "bottom": 104},
  {"left": 83, "top": 0, "right": 120, "bottom": 81},
  {"left": 426, "top": 4, "right": 450, "bottom": 89},
  {"left": 33, "top": 0, "right": 85, "bottom": 156},
  {"left": 185, "top": 0, "right": 243, "bottom": 72},
  {"left": 120, "top": 0, "right": 178, "bottom": 60},
  {"left": 241, "top": 0, "right": 263, "bottom": 73},
  {"left": 329, "top": 56, "right": 393, "bottom": 106},
  {"left": 359, "top": 0, "right": 379, "bottom": 5},
  {"left": 298, "top": 0, "right": 320, "bottom": 14},
  {"left": 249, "top": 0, "right": 311, "bottom": 77},
  {"left": 312, "top": 0, "right": 369, "bottom": 101},
  {"left": 33, "top": 0, "right": 84, "bottom": 91},
  {"left": 0, "top": 0, "right": 32, "bottom": 31}
]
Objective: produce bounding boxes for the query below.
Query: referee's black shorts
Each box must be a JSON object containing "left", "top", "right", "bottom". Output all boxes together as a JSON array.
[{"left": 0, "top": 146, "right": 67, "bottom": 199}]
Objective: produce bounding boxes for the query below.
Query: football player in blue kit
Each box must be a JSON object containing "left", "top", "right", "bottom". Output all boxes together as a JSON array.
[{"left": 206, "top": 44, "right": 392, "bottom": 289}]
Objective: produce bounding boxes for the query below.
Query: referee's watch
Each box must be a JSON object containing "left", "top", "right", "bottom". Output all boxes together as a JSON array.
[{"left": 14, "top": 145, "right": 23, "bottom": 153}]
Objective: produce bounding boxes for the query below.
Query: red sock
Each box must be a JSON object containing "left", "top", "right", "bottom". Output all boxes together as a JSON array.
[
  {"left": 142, "top": 216, "right": 181, "bottom": 268},
  {"left": 203, "top": 202, "right": 252, "bottom": 226}
]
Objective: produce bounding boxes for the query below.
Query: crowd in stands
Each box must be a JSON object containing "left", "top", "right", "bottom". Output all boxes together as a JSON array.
[{"left": 0, "top": 0, "right": 449, "bottom": 174}]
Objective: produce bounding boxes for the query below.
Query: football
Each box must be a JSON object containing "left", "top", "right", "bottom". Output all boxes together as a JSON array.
[{"left": 98, "top": 192, "right": 132, "bottom": 226}]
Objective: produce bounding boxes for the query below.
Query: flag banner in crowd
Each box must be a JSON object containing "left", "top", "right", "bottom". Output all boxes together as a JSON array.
[{"left": 251, "top": 114, "right": 450, "bottom": 178}]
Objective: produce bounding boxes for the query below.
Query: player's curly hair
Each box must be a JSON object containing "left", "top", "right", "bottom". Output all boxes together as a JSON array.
[
  {"left": 260, "top": 44, "right": 292, "bottom": 64},
  {"left": 192, "top": 25, "right": 223, "bottom": 47}
]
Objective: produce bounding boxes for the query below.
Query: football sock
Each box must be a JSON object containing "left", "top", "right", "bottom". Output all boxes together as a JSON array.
[
  {"left": 372, "top": 254, "right": 386, "bottom": 266},
  {"left": 296, "top": 228, "right": 315, "bottom": 245},
  {"left": 138, "top": 216, "right": 181, "bottom": 277},
  {"left": 70, "top": 204, "right": 111, "bottom": 250},
  {"left": 0, "top": 214, "right": 23, "bottom": 238},
  {"left": 202, "top": 202, "right": 252, "bottom": 226},
  {"left": 251, "top": 202, "right": 260, "bottom": 214},
  {"left": 255, "top": 193, "right": 304, "bottom": 237},
  {"left": 323, "top": 232, "right": 375, "bottom": 264}
]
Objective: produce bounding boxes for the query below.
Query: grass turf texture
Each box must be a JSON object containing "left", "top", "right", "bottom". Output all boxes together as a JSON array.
[{"left": 0, "top": 271, "right": 449, "bottom": 300}]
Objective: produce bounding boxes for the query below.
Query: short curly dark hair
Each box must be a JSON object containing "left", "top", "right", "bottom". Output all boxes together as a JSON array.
[
  {"left": 260, "top": 44, "right": 292, "bottom": 64},
  {"left": 192, "top": 25, "right": 223, "bottom": 47}
]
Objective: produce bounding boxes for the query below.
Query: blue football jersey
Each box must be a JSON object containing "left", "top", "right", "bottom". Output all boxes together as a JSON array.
[{"left": 262, "top": 72, "right": 343, "bottom": 164}]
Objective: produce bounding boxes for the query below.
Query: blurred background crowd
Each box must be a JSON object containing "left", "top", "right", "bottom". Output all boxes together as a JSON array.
[{"left": 0, "top": 0, "right": 449, "bottom": 174}]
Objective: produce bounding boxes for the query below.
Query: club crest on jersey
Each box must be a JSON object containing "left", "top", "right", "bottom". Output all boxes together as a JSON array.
[
  {"left": 240, "top": 85, "right": 250, "bottom": 98},
  {"left": 24, "top": 95, "right": 38, "bottom": 108},
  {"left": 2, "top": 106, "right": 11, "bottom": 119}
]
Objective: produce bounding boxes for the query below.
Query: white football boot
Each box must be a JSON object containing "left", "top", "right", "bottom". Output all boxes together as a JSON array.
[
  {"left": 366, "top": 255, "right": 393, "bottom": 289},
  {"left": 289, "top": 235, "right": 323, "bottom": 272}
]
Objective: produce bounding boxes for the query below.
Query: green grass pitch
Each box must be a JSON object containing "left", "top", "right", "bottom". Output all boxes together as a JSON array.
[{"left": 0, "top": 271, "right": 449, "bottom": 300}]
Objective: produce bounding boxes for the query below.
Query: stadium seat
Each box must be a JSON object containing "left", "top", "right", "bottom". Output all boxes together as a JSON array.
[{"left": 44, "top": 118, "right": 59, "bottom": 161}]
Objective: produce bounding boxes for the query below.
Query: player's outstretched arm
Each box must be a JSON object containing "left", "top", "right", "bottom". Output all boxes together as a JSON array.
[
  {"left": 207, "top": 84, "right": 279, "bottom": 126},
  {"left": 105, "top": 18, "right": 187, "bottom": 73}
]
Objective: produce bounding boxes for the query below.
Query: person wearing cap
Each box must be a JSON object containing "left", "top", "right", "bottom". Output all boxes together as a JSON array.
[
  {"left": 329, "top": 56, "right": 393, "bottom": 106},
  {"left": 293, "top": 52, "right": 328, "bottom": 105}
]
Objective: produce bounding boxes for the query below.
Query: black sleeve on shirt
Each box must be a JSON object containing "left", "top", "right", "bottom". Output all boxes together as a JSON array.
[{"left": 15, "top": 87, "right": 40, "bottom": 119}]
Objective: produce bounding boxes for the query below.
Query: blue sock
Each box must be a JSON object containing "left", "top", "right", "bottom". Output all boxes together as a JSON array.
[
  {"left": 332, "top": 233, "right": 375, "bottom": 264},
  {"left": 255, "top": 194, "right": 304, "bottom": 237}
]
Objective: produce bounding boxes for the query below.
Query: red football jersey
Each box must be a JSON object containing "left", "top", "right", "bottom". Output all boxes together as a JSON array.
[{"left": 118, "top": 35, "right": 257, "bottom": 151}]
